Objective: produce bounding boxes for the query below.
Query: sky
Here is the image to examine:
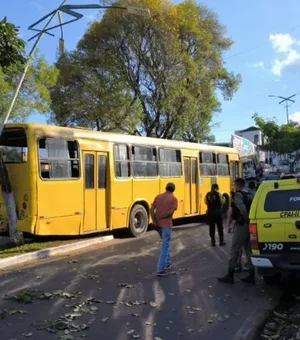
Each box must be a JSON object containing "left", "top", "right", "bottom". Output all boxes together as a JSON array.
[{"left": 3, "top": 0, "right": 300, "bottom": 142}]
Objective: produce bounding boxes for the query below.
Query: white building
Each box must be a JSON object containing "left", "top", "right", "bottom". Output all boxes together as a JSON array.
[
  {"left": 234, "top": 126, "right": 266, "bottom": 163},
  {"left": 234, "top": 126, "right": 264, "bottom": 146}
]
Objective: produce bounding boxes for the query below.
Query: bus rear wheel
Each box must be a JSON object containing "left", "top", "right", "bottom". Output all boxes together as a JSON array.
[{"left": 128, "top": 205, "right": 149, "bottom": 237}]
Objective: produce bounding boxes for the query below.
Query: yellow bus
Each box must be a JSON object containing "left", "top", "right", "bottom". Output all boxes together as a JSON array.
[{"left": 0, "top": 124, "right": 241, "bottom": 237}]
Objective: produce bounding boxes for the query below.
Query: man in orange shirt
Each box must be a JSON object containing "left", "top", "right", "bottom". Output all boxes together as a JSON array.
[{"left": 150, "top": 183, "right": 178, "bottom": 276}]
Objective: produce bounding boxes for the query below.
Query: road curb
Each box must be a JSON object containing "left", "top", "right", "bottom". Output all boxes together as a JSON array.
[{"left": 0, "top": 235, "right": 114, "bottom": 271}]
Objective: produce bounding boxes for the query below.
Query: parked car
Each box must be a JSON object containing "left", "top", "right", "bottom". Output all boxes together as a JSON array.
[
  {"left": 264, "top": 172, "right": 281, "bottom": 181},
  {"left": 281, "top": 173, "right": 298, "bottom": 180}
]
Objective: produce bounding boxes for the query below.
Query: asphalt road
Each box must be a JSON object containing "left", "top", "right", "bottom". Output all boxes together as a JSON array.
[{"left": 0, "top": 223, "right": 281, "bottom": 340}]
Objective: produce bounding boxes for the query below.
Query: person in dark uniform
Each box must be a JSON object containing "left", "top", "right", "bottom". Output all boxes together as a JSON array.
[
  {"left": 205, "top": 184, "right": 226, "bottom": 247},
  {"left": 218, "top": 178, "right": 255, "bottom": 284}
]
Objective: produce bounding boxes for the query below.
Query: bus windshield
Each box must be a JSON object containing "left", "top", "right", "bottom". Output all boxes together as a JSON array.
[{"left": 0, "top": 128, "right": 28, "bottom": 163}]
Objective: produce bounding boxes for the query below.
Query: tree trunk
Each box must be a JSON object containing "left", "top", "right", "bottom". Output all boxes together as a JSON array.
[{"left": 0, "top": 152, "right": 23, "bottom": 245}]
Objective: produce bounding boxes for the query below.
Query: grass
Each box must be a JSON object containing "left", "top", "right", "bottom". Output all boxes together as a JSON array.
[{"left": 0, "top": 239, "right": 80, "bottom": 259}]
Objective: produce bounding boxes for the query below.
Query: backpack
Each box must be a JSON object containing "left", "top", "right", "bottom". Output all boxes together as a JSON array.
[
  {"left": 206, "top": 191, "right": 222, "bottom": 212},
  {"left": 231, "top": 191, "right": 253, "bottom": 223}
]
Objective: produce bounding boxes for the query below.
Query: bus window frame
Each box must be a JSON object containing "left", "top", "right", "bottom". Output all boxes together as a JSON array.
[
  {"left": 199, "top": 151, "right": 217, "bottom": 177},
  {"left": 0, "top": 128, "right": 28, "bottom": 164},
  {"left": 113, "top": 143, "right": 131, "bottom": 180},
  {"left": 131, "top": 145, "right": 158, "bottom": 179},
  {"left": 158, "top": 147, "right": 183, "bottom": 178},
  {"left": 217, "top": 153, "right": 230, "bottom": 177},
  {"left": 37, "top": 136, "right": 81, "bottom": 181}
]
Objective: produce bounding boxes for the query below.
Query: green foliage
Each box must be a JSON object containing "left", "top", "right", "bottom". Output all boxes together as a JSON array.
[
  {"left": 50, "top": 0, "right": 241, "bottom": 140},
  {"left": 0, "top": 53, "right": 59, "bottom": 121},
  {"left": 0, "top": 17, "right": 59, "bottom": 121},
  {"left": 0, "top": 17, "right": 26, "bottom": 68},
  {"left": 253, "top": 113, "right": 300, "bottom": 157}
]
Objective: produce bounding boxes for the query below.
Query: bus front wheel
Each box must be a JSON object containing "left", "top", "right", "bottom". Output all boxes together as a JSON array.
[{"left": 129, "top": 205, "right": 149, "bottom": 237}]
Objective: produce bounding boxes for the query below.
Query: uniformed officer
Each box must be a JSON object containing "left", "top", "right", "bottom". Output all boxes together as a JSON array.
[
  {"left": 218, "top": 178, "right": 255, "bottom": 284},
  {"left": 205, "top": 184, "right": 226, "bottom": 247}
]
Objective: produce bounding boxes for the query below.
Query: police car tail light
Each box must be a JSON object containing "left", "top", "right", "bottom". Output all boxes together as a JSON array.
[{"left": 249, "top": 223, "right": 259, "bottom": 250}]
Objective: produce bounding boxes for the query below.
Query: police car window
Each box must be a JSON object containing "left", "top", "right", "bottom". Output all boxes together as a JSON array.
[{"left": 264, "top": 189, "right": 300, "bottom": 212}]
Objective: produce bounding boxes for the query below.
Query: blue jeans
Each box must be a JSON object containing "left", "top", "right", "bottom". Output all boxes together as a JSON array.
[{"left": 157, "top": 227, "right": 172, "bottom": 272}]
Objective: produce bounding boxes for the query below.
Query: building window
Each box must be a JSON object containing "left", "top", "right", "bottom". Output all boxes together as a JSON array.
[
  {"left": 159, "top": 148, "right": 182, "bottom": 177},
  {"left": 217, "top": 154, "right": 229, "bottom": 176},
  {"left": 199, "top": 152, "right": 217, "bottom": 176},
  {"left": 132, "top": 146, "right": 158, "bottom": 177},
  {"left": 39, "top": 138, "right": 80, "bottom": 180},
  {"left": 114, "top": 144, "right": 130, "bottom": 178},
  {"left": 254, "top": 134, "right": 259, "bottom": 145},
  {"left": 85, "top": 154, "right": 94, "bottom": 189},
  {"left": 98, "top": 155, "right": 107, "bottom": 189}
]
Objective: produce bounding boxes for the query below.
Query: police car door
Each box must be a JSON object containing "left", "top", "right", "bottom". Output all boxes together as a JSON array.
[
  {"left": 282, "top": 184, "right": 300, "bottom": 262},
  {"left": 257, "top": 186, "right": 286, "bottom": 255}
]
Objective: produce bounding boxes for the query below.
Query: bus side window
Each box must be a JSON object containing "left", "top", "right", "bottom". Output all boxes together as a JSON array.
[
  {"left": 38, "top": 138, "right": 80, "bottom": 180},
  {"left": 230, "top": 161, "right": 240, "bottom": 180},
  {"left": 114, "top": 144, "right": 130, "bottom": 178},
  {"left": 199, "top": 152, "right": 217, "bottom": 176},
  {"left": 158, "top": 148, "right": 182, "bottom": 177},
  {"left": 217, "top": 154, "right": 229, "bottom": 176},
  {"left": 132, "top": 146, "right": 158, "bottom": 177}
]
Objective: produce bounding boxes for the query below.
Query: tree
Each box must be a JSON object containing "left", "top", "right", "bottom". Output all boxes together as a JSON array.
[
  {"left": 1, "top": 55, "right": 59, "bottom": 121},
  {"left": 49, "top": 52, "right": 141, "bottom": 133},
  {"left": 0, "top": 17, "right": 26, "bottom": 68},
  {"left": 253, "top": 113, "right": 300, "bottom": 171},
  {"left": 50, "top": 0, "right": 241, "bottom": 141},
  {"left": 0, "top": 17, "right": 58, "bottom": 244}
]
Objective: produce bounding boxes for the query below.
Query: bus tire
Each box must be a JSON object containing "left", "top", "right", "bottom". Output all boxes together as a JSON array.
[{"left": 128, "top": 204, "right": 149, "bottom": 237}]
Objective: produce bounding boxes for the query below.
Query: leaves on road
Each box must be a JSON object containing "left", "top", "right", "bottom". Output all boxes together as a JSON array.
[
  {"left": 149, "top": 302, "right": 157, "bottom": 308},
  {"left": 118, "top": 283, "right": 135, "bottom": 289},
  {"left": 260, "top": 299, "right": 300, "bottom": 340},
  {"left": 9, "top": 289, "right": 81, "bottom": 304}
]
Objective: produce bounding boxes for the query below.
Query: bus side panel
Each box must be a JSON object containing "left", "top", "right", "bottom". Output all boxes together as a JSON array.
[
  {"left": 111, "top": 178, "right": 132, "bottom": 229},
  {"left": 36, "top": 180, "right": 83, "bottom": 236},
  {"left": 217, "top": 176, "right": 231, "bottom": 201},
  {"left": 159, "top": 177, "right": 184, "bottom": 218},
  {"left": 132, "top": 178, "right": 159, "bottom": 217},
  {"left": 3, "top": 164, "right": 33, "bottom": 233}
]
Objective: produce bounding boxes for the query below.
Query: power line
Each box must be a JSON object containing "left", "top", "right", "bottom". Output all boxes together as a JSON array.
[{"left": 225, "top": 23, "right": 300, "bottom": 59}]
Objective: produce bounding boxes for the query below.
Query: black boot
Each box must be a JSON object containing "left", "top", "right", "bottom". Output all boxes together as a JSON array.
[
  {"left": 241, "top": 268, "right": 255, "bottom": 285},
  {"left": 218, "top": 267, "right": 234, "bottom": 284}
]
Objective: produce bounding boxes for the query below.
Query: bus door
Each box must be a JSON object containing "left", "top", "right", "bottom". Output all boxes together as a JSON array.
[
  {"left": 96, "top": 152, "right": 108, "bottom": 230},
  {"left": 83, "top": 151, "right": 108, "bottom": 233},
  {"left": 83, "top": 152, "right": 97, "bottom": 232},
  {"left": 184, "top": 157, "right": 198, "bottom": 215}
]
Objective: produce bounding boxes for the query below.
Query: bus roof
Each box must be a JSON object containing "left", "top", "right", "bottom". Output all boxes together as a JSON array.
[{"left": 5, "top": 123, "right": 238, "bottom": 154}]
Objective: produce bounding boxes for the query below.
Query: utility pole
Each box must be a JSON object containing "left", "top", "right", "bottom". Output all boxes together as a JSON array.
[
  {"left": 268, "top": 93, "right": 300, "bottom": 124},
  {"left": 1, "top": 2, "right": 150, "bottom": 136}
]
